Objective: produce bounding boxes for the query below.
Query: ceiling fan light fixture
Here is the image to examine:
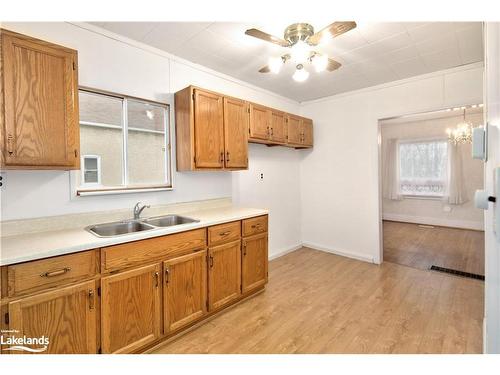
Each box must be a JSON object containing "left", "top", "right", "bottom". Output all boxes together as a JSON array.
[
  {"left": 312, "top": 54, "right": 329, "bottom": 72},
  {"left": 292, "top": 65, "right": 309, "bottom": 82},
  {"left": 268, "top": 56, "right": 283, "bottom": 74},
  {"left": 290, "top": 40, "right": 310, "bottom": 64}
]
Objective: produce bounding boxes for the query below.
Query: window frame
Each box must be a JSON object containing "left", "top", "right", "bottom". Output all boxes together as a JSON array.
[
  {"left": 76, "top": 87, "right": 172, "bottom": 196},
  {"left": 397, "top": 137, "right": 449, "bottom": 199}
]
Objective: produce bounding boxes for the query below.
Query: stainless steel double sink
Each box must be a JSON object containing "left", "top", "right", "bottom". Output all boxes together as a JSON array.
[{"left": 86, "top": 215, "right": 199, "bottom": 238}]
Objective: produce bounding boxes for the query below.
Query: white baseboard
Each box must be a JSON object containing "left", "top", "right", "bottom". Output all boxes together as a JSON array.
[
  {"left": 268, "top": 244, "right": 303, "bottom": 260},
  {"left": 383, "top": 213, "right": 484, "bottom": 231},
  {"left": 302, "top": 242, "right": 375, "bottom": 263}
]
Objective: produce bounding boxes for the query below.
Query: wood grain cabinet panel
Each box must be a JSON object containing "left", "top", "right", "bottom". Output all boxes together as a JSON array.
[
  {"left": 7, "top": 250, "right": 97, "bottom": 297},
  {"left": 208, "top": 220, "right": 241, "bottom": 246},
  {"left": 249, "top": 103, "right": 270, "bottom": 141},
  {"left": 302, "top": 118, "right": 313, "bottom": 147},
  {"left": 8, "top": 280, "right": 97, "bottom": 354},
  {"left": 286, "top": 114, "right": 303, "bottom": 146},
  {"left": 208, "top": 240, "right": 241, "bottom": 311},
  {"left": 242, "top": 233, "right": 268, "bottom": 293},
  {"left": 193, "top": 89, "right": 224, "bottom": 168},
  {"left": 163, "top": 250, "right": 207, "bottom": 333},
  {"left": 0, "top": 29, "right": 79, "bottom": 169},
  {"left": 223, "top": 97, "right": 248, "bottom": 169},
  {"left": 270, "top": 110, "right": 287, "bottom": 144},
  {"left": 101, "top": 263, "right": 161, "bottom": 354}
]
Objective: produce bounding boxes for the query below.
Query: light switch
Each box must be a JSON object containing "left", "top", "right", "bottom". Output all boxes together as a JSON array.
[{"left": 472, "top": 125, "right": 487, "bottom": 160}]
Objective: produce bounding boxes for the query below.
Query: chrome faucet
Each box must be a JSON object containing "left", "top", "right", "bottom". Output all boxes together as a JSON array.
[{"left": 133, "top": 202, "right": 150, "bottom": 220}]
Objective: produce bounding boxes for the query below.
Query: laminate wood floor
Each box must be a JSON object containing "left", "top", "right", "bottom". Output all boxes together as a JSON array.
[
  {"left": 383, "top": 221, "right": 485, "bottom": 275},
  {"left": 151, "top": 247, "right": 483, "bottom": 354}
]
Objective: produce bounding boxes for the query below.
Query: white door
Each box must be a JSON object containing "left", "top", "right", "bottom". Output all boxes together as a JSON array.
[{"left": 483, "top": 22, "right": 500, "bottom": 354}]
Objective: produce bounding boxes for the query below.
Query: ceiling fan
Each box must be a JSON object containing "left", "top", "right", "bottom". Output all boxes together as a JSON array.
[{"left": 245, "top": 21, "right": 356, "bottom": 82}]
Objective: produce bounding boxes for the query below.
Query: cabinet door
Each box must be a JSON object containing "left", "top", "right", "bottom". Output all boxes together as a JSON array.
[
  {"left": 242, "top": 233, "right": 268, "bottom": 293},
  {"left": 8, "top": 280, "right": 97, "bottom": 354},
  {"left": 224, "top": 97, "right": 248, "bottom": 169},
  {"left": 208, "top": 240, "right": 241, "bottom": 310},
  {"left": 287, "top": 115, "right": 302, "bottom": 145},
  {"left": 1, "top": 30, "right": 79, "bottom": 169},
  {"left": 302, "top": 119, "right": 313, "bottom": 146},
  {"left": 193, "top": 89, "right": 224, "bottom": 168},
  {"left": 270, "top": 110, "right": 287, "bottom": 144},
  {"left": 249, "top": 103, "right": 270, "bottom": 140},
  {"left": 101, "top": 263, "right": 161, "bottom": 354},
  {"left": 163, "top": 250, "right": 207, "bottom": 333}
]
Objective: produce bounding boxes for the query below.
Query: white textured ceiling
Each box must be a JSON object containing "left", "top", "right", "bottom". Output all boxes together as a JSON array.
[{"left": 90, "top": 22, "right": 483, "bottom": 102}]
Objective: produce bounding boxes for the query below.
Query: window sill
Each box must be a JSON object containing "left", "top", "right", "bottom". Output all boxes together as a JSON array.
[
  {"left": 402, "top": 194, "right": 444, "bottom": 201},
  {"left": 77, "top": 185, "right": 173, "bottom": 196}
]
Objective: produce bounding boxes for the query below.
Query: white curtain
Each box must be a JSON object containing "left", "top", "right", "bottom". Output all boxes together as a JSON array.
[
  {"left": 447, "top": 143, "right": 467, "bottom": 205},
  {"left": 383, "top": 138, "right": 402, "bottom": 200}
]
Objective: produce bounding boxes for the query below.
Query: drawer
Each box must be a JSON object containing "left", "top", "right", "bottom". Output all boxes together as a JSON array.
[
  {"left": 101, "top": 228, "right": 206, "bottom": 272},
  {"left": 242, "top": 215, "right": 268, "bottom": 237},
  {"left": 208, "top": 221, "right": 241, "bottom": 246},
  {"left": 7, "top": 250, "right": 98, "bottom": 297}
]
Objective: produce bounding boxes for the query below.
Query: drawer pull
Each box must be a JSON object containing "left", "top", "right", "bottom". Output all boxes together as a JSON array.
[
  {"left": 251, "top": 224, "right": 262, "bottom": 229},
  {"left": 219, "top": 231, "right": 231, "bottom": 236},
  {"left": 40, "top": 267, "right": 71, "bottom": 278}
]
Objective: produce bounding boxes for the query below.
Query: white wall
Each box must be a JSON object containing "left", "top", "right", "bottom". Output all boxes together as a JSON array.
[
  {"left": 381, "top": 112, "right": 484, "bottom": 230},
  {"left": 299, "top": 63, "right": 484, "bottom": 263},
  {"left": 483, "top": 22, "right": 500, "bottom": 354},
  {"left": 0, "top": 22, "right": 303, "bottom": 256}
]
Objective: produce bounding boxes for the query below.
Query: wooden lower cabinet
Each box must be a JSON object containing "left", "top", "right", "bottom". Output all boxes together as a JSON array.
[
  {"left": 100, "top": 263, "right": 161, "bottom": 354},
  {"left": 208, "top": 240, "right": 242, "bottom": 311},
  {"left": 163, "top": 250, "right": 207, "bottom": 333},
  {"left": 8, "top": 280, "right": 97, "bottom": 354},
  {"left": 242, "top": 233, "right": 268, "bottom": 293}
]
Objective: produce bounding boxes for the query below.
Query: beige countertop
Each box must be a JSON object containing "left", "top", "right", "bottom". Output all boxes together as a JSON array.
[{"left": 0, "top": 206, "right": 268, "bottom": 266}]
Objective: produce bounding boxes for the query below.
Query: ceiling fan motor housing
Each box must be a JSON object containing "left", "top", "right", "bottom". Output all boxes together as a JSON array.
[{"left": 284, "top": 23, "right": 315, "bottom": 45}]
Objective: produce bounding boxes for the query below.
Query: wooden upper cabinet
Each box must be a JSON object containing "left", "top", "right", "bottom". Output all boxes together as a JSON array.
[
  {"left": 242, "top": 233, "right": 268, "bottom": 293},
  {"left": 270, "top": 110, "right": 287, "bottom": 144},
  {"left": 175, "top": 86, "right": 248, "bottom": 171},
  {"left": 101, "top": 263, "right": 161, "bottom": 354},
  {"left": 224, "top": 97, "right": 248, "bottom": 169},
  {"left": 163, "top": 250, "right": 207, "bottom": 333},
  {"left": 0, "top": 29, "right": 80, "bottom": 169},
  {"left": 287, "top": 114, "right": 302, "bottom": 145},
  {"left": 249, "top": 103, "right": 271, "bottom": 141},
  {"left": 302, "top": 118, "right": 313, "bottom": 147},
  {"left": 8, "top": 280, "right": 97, "bottom": 354},
  {"left": 208, "top": 240, "right": 241, "bottom": 311},
  {"left": 193, "top": 89, "right": 224, "bottom": 168}
]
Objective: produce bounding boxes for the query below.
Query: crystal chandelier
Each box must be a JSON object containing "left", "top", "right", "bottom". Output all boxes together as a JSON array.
[{"left": 447, "top": 109, "right": 473, "bottom": 145}]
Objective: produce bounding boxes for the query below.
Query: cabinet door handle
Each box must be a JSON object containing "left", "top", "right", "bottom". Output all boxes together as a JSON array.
[
  {"left": 88, "top": 289, "right": 95, "bottom": 310},
  {"left": 154, "top": 272, "right": 159, "bottom": 288},
  {"left": 220, "top": 152, "right": 224, "bottom": 164},
  {"left": 6, "top": 134, "right": 14, "bottom": 155},
  {"left": 243, "top": 242, "right": 247, "bottom": 256},
  {"left": 209, "top": 255, "right": 214, "bottom": 268},
  {"left": 40, "top": 267, "right": 71, "bottom": 278},
  {"left": 165, "top": 268, "right": 170, "bottom": 284},
  {"left": 226, "top": 151, "right": 230, "bottom": 163},
  {"left": 270, "top": 127, "right": 274, "bottom": 136}
]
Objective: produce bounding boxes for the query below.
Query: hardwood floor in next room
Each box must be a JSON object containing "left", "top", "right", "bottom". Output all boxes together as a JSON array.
[
  {"left": 383, "top": 221, "right": 485, "bottom": 275},
  {"left": 151, "top": 247, "right": 484, "bottom": 354}
]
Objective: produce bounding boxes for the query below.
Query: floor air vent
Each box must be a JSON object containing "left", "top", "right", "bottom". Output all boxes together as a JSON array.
[{"left": 429, "top": 265, "right": 485, "bottom": 281}]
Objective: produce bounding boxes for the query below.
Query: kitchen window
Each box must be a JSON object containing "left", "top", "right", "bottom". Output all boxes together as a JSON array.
[
  {"left": 77, "top": 88, "right": 171, "bottom": 195},
  {"left": 398, "top": 139, "right": 448, "bottom": 197}
]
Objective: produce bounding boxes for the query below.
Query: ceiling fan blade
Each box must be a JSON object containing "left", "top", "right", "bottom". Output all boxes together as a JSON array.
[
  {"left": 258, "top": 65, "right": 271, "bottom": 73},
  {"left": 245, "top": 28, "right": 290, "bottom": 47},
  {"left": 308, "top": 21, "right": 357, "bottom": 45},
  {"left": 326, "top": 58, "right": 342, "bottom": 72}
]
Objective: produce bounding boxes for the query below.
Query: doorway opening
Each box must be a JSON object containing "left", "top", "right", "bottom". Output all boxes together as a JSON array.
[{"left": 378, "top": 105, "right": 485, "bottom": 278}]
